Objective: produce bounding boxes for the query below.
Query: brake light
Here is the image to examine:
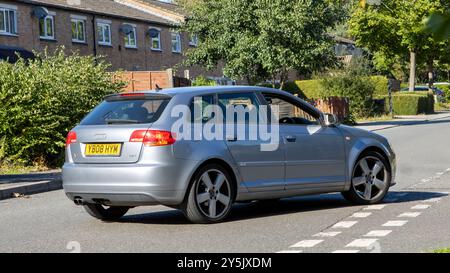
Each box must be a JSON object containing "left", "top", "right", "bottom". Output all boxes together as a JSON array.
[
  {"left": 65, "top": 131, "right": 77, "bottom": 147},
  {"left": 129, "top": 130, "right": 176, "bottom": 147}
]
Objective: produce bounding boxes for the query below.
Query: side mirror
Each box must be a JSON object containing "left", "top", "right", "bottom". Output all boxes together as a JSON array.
[{"left": 321, "top": 113, "right": 338, "bottom": 127}]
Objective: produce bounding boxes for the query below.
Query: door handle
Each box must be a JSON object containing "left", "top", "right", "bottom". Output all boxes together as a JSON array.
[
  {"left": 285, "top": 135, "right": 297, "bottom": 142},
  {"left": 226, "top": 136, "right": 238, "bottom": 142}
]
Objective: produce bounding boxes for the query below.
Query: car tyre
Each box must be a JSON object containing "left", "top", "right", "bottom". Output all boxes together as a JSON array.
[
  {"left": 342, "top": 151, "right": 391, "bottom": 205},
  {"left": 83, "top": 204, "right": 130, "bottom": 221},
  {"left": 183, "top": 164, "right": 235, "bottom": 224}
]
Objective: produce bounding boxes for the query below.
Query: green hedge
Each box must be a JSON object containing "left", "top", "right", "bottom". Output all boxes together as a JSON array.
[
  {"left": 292, "top": 76, "right": 388, "bottom": 99},
  {"left": 435, "top": 84, "right": 450, "bottom": 101},
  {"left": 0, "top": 48, "right": 124, "bottom": 166},
  {"left": 381, "top": 92, "right": 434, "bottom": 115}
]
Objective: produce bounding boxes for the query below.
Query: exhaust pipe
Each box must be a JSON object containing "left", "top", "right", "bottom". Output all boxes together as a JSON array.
[{"left": 73, "top": 197, "right": 84, "bottom": 206}]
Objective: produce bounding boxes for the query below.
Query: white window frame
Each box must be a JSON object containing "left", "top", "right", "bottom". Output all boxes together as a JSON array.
[
  {"left": 171, "top": 32, "right": 181, "bottom": 53},
  {"left": 149, "top": 27, "right": 161, "bottom": 51},
  {"left": 97, "top": 21, "right": 112, "bottom": 46},
  {"left": 189, "top": 34, "right": 198, "bottom": 47},
  {"left": 71, "top": 15, "right": 86, "bottom": 43},
  {"left": 124, "top": 24, "right": 137, "bottom": 49},
  {"left": 39, "top": 13, "right": 55, "bottom": 40},
  {"left": 0, "top": 4, "right": 18, "bottom": 36}
]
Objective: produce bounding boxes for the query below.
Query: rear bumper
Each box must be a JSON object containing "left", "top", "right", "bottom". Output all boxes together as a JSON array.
[{"left": 62, "top": 159, "right": 198, "bottom": 206}]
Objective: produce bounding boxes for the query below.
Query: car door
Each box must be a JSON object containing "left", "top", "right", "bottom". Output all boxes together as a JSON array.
[
  {"left": 219, "top": 91, "right": 286, "bottom": 192},
  {"left": 263, "top": 92, "right": 346, "bottom": 191}
]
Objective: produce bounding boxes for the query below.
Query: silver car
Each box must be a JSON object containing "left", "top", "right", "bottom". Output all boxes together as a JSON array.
[{"left": 63, "top": 86, "right": 396, "bottom": 224}]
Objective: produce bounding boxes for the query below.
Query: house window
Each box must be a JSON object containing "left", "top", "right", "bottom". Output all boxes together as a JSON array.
[
  {"left": 0, "top": 5, "right": 17, "bottom": 35},
  {"left": 97, "top": 22, "right": 111, "bottom": 46},
  {"left": 149, "top": 28, "right": 161, "bottom": 51},
  {"left": 39, "top": 15, "right": 55, "bottom": 40},
  {"left": 171, "top": 32, "right": 181, "bottom": 53},
  {"left": 189, "top": 34, "right": 198, "bottom": 47},
  {"left": 124, "top": 26, "right": 137, "bottom": 48},
  {"left": 71, "top": 17, "right": 86, "bottom": 43}
]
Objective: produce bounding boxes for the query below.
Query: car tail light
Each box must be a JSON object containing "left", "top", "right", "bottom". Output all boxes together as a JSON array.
[
  {"left": 129, "top": 130, "right": 176, "bottom": 147},
  {"left": 65, "top": 131, "right": 77, "bottom": 147}
]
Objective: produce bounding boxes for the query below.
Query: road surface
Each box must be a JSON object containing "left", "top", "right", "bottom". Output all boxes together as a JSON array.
[{"left": 1, "top": 116, "right": 450, "bottom": 253}]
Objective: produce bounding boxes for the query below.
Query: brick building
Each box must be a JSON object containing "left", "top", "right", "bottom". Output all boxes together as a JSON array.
[{"left": 0, "top": 0, "right": 223, "bottom": 79}]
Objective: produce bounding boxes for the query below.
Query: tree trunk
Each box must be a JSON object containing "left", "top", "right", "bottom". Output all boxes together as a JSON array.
[
  {"left": 427, "top": 59, "right": 434, "bottom": 90},
  {"left": 409, "top": 51, "right": 416, "bottom": 92}
]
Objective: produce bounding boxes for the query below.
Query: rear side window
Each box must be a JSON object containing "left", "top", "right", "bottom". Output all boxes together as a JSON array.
[{"left": 80, "top": 99, "right": 169, "bottom": 125}]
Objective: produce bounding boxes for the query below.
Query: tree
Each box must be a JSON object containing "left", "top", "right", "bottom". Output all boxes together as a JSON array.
[
  {"left": 350, "top": 0, "right": 450, "bottom": 90},
  {"left": 178, "top": 0, "right": 346, "bottom": 89}
]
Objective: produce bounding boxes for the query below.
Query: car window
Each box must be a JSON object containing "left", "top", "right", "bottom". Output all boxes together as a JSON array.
[
  {"left": 190, "top": 95, "right": 215, "bottom": 123},
  {"left": 218, "top": 92, "right": 259, "bottom": 124},
  {"left": 263, "top": 93, "right": 319, "bottom": 126},
  {"left": 80, "top": 99, "right": 168, "bottom": 125}
]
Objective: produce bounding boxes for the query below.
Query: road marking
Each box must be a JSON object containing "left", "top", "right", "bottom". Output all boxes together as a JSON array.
[
  {"left": 364, "top": 204, "right": 386, "bottom": 210},
  {"left": 333, "top": 250, "right": 360, "bottom": 253},
  {"left": 421, "top": 179, "right": 431, "bottom": 183},
  {"left": 411, "top": 204, "right": 431, "bottom": 210},
  {"left": 313, "top": 231, "right": 341, "bottom": 237},
  {"left": 383, "top": 220, "right": 408, "bottom": 227},
  {"left": 291, "top": 240, "right": 324, "bottom": 248},
  {"left": 398, "top": 212, "right": 421, "bottom": 218},
  {"left": 364, "top": 230, "right": 392, "bottom": 237},
  {"left": 422, "top": 197, "right": 442, "bottom": 203},
  {"left": 277, "top": 250, "right": 303, "bottom": 253},
  {"left": 346, "top": 239, "right": 378, "bottom": 248},
  {"left": 332, "top": 221, "right": 358, "bottom": 228},
  {"left": 436, "top": 172, "right": 444, "bottom": 176},
  {"left": 447, "top": 168, "right": 450, "bottom": 172},
  {"left": 351, "top": 212, "right": 372, "bottom": 218}
]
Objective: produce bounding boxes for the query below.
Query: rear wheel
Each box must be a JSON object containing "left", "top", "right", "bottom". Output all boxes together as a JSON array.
[
  {"left": 342, "top": 151, "right": 391, "bottom": 205},
  {"left": 83, "top": 204, "right": 129, "bottom": 221},
  {"left": 183, "top": 164, "right": 235, "bottom": 224}
]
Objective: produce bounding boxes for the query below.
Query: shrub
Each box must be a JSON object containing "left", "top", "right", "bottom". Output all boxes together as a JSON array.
[
  {"left": 294, "top": 80, "right": 322, "bottom": 99},
  {"left": 192, "top": 75, "right": 216, "bottom": 86},
  {"left": 0, "top": 48, "right": 124, "bottom": 166},
  {"left": 371, "top": 76, "right": 389, "bottom": 96},
  {"left": 435, "top": 84, "right": 450, "bottom": 101},
  {"left": 381, "top": 92, "right": 434, "bottom": 115}
]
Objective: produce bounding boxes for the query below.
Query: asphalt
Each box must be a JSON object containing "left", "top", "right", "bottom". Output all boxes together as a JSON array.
[{"left": 0, "top": 115, "right": 450, "bottom": 253}]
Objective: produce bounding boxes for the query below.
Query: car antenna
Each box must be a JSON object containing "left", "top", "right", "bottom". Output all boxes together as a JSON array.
[{"left": 155, "top": 84, "right": 162, "bottom": 92}]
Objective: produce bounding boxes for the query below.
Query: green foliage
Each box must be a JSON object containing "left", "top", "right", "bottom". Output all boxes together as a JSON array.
[
  {"left": 435, "top": 84, "right": 450, "bottom": 101},
  {"left": 349, "top": 0, "right": 450, "bottom": 77},
  {"left": 294, "top": 80, "right": 322, "bottom": 99},
  {"left": 179, "top": 0, "right": 346, "bottom": 87},
  {"left": 371, "top": 75, "right": 389, "bottom": 96},
  {"left": 424, "top": 9, "right": 450, "bottom": 41},
  {"left": 381, "top": 92, "right": 435, "bottom": 115},
  {"left": 0, "top": 48, "right": 124, "bottom": 166},
  {"left": 192, "top": 75, "right": 216, "bottom": 86}
]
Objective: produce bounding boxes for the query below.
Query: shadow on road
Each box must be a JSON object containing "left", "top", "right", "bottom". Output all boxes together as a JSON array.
[{"left": 118, "top": 191, "right": 448, "bottom": 225}]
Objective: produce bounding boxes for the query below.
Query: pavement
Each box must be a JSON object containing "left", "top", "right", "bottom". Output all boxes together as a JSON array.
[
  {"left": 0, "top": 171, "right": 61, "bottom": 201},
  {"left": 1, "top": 114, "right": 450, "bottom": 253}
]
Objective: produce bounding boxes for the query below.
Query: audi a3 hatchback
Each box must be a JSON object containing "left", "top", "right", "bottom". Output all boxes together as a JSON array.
[{"left": 63, "top": 86, "right": 396, "bottom": 224}]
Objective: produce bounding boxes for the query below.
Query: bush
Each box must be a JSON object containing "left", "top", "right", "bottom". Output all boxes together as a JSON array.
[
  {"left": 371, "top": 76, "right": 389, "bottom": 96},
  {"left": 192, "top": 75, "right": 216, "bottom": 86},
  {"left": 294, "top": 80, "right": 322, "bottom": 99},
  {"left": 435, "top": 84, "right": 450, "bottom": 101},
  {"left": 0, "top": 48, "right": 124, "bottom": 166},
  {"left": 381, "top": 92, "right": 434, "bottom": 115}
]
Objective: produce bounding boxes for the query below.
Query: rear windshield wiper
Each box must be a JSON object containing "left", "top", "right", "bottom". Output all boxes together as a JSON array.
[{"left": 105, "top": 119, "right": 140, "bottom": 125}]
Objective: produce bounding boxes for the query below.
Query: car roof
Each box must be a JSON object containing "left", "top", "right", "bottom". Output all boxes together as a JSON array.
[{"left": 136, "top": 85, "right": 282, "bottom": 96}]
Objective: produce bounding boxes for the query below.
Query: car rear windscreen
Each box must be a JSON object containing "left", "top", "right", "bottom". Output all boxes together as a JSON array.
[{"left": 80, "top": 98, "right": 169, "bottom": 125}]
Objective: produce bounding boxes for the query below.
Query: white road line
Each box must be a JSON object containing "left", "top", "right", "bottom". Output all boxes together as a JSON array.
[
  {"left": 398, "top": 212, "right": 421, "bottom": 218},
  {"left": 421, "top": 179, "right": 431, "bottom": 183},
  {"left": 277, "top": 250, "right": 303, "bottom": 253},
  {"left": 364, "top": 204, "right": 386, "bottom": 210},
  {"left": 290, "top": 240, "right": 324, "bottom": 248},
  {"left": 332, "top": 221, "right": 358, "bottom": 228},
  {"left": 383, "top": 220, "right": 408, "bottom": 227},
  {"left": 364, "top": 230, "right": 392, "bottom": 237},
  {"left": 313, "top": 231, "right": 341, "bottom": 238},
  {"left": 351, "top": 212, "right": 372, "bottom": 218},
  {"left": 346, "top": 239, "right": 378, "bottom": 248},
  {"left": 422, "top": 197, "right": 442, "bottom": 203},
  {"left": 436, "top": 172, "right": 444, "bottom": 176},
  {"left": 447, "top": 168, "right": 450, "bottom": 172},
  {"left": 411, "top": 204, "right": 431, "bottom": 210},
  {"left": 333, "top": 250, "right": 360, "bottom": 253}
]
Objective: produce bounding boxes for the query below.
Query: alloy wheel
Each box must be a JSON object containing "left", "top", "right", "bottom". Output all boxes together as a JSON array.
[
  {"left": 195, "top": 169, "right": 232, "bottom": 219},
  {"left": 352, "top": 156, "right": 388, "bottom": 201}
]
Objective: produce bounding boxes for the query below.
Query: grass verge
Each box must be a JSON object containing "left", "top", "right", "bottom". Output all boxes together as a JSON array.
[
  {"left": 433, "top": 248, "right": 450, "bottom": 253},
  {"left": 0, "top": 163, "right": 50, "bottom": 175}
]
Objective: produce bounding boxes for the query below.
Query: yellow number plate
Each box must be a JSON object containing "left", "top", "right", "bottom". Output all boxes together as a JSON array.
[{"left": 85, "top": 144, "right": 122, "bottom": 156}]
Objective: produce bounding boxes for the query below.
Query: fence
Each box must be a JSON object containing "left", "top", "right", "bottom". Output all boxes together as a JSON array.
[
  {"left": 114, "top": 69, "right": 191, "bottom": 92},
  {"left": 311, "top": 97, "right": 350, "bottom": 122}
]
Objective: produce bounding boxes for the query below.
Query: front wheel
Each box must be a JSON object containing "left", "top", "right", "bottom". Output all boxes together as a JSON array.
[
  {"left": 342, "top": 151, "right": 391, "bottom": 205},
  {"left": 83, "top": 204, "right": 129, "bottom": 221},
  {"left": 182, "top": 164, "right": 235, "bottom": 224}
]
